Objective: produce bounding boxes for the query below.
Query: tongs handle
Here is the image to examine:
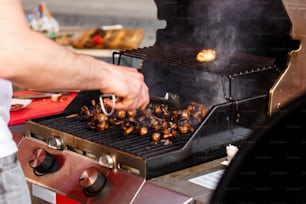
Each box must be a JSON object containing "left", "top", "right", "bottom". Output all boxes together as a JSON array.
[
  {"left": 150, "top": 92, "right": 180, "bottom": 110},
  {"left": 99, "top": 94, "right": 116, "bottom": 116}
]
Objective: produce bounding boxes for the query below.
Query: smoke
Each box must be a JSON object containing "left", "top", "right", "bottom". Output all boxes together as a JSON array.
[
  {"left": 140, "top": 0, "right": 293, "bottom": 109},
  {"left": 188, "top": 0, "right": 268, "bottom": 58}
]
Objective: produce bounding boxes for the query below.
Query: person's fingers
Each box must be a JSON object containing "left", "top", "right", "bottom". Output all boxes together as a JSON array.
[
  {"left": 100, "top": 68, "right": 149, "bottom": 110},
  {"left": 103, "top": 98, "right": 114, "bottom": 107},
  {"left": 139, "top": 89, "right": 150, "bottom": 110},
  {"left": 113, "top": 101, "right": 129, "bottom": 110},
  {"left": 108, "top": 94, "right": 148, "bottom": 111},
  {"left": 103, "top": 96, "right": 130, "bottom": 110},
  {"left": 140, "top": 99, "right": 149, "bottom": 110}
]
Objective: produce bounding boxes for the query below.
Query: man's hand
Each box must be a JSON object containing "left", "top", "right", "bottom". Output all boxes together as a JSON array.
[{"left": 102, "top": 65, "right": 149, "bottom": 111}]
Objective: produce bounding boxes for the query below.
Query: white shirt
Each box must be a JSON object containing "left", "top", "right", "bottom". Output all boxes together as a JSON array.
[{"left": 0, "top": 79, "right": 18, "bottom": 157}]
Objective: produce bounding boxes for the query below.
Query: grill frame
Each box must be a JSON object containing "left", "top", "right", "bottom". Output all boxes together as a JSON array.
[
  {"left": 115, "top": 47, "right": 281, "bottom": 103},
  {"left": 24, "top": 0, "right": 301, "bottom": 180},
  {"left": 25, "top": 90, "right": 266, "bottom": 179}
]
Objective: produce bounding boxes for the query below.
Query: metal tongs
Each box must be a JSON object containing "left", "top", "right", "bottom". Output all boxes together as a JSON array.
[
  {"left": 150, "top": 92, "right": 181, "bottom": 110},
  {"left": 99, "top": 94, "right": 116, "bottom": 116}
]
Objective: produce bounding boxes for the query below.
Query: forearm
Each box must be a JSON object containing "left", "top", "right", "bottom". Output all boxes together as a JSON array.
[
  {"left": 0, "top": 0, "right": 149, "bottom": 110},
  {"left": 0, "top": 0, "right": 107, "bottom": 90},
  {"left": 1, "top": 30, "right": 110, "bottom": 91},
  {"left": 2, "top": 33, "right": 99, "bottom": 89},
  {"left": 0, "top": 29, "right": 148, "bottom": 108}
]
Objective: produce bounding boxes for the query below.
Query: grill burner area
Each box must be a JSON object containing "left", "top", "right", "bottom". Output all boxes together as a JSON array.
[{"left": 31, "top": 115, "right": 193, "bottom": 159}]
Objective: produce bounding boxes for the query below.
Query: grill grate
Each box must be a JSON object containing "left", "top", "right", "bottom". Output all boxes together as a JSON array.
[
  {"left": 117, "top": 46, "right": 277, "bottom": 77},
  {"left": 37, "top": 115, "right": 193, "bottom": 159}
]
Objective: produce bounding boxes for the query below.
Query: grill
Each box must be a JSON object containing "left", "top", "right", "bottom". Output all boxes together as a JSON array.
[
  {"left": 26, "top": 89, "right": 271, "bottom": 179},
  {"left": 20, "top": 0, "right": 305, "bottom": 203},
  {"left": 25, "top": 0, "right": 299, "bottom": 180}
]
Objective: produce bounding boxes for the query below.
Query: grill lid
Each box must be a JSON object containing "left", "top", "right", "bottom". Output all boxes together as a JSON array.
[{"left": 153, "top": 0, "right": 299, "bottom": 69}]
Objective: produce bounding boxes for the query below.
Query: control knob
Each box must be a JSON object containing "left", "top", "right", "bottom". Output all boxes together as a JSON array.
[
  {"left": 29, "top": 148, "right": 58, "bottom": 176},
  {"left": 47, "top": 137, "right": 63, "bottom": 150},
  {"left": 79, "top": 167, "right": 106, "bottom": 197}
]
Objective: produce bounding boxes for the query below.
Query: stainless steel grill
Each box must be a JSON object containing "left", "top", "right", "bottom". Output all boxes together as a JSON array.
[{"left": 17, "top": 0, "right": 306, "bottom": 203}]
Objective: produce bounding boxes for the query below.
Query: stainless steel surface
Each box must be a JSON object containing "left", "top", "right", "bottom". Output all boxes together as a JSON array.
[
  {"left": 269, "top": 1, "right": 306, "bottom": 115},
  {"left": 24, "top": 119, "right": 150, "bottom": 178},
  {"left": 15, "top": 134, "right": 193, "bottom": 204},
  {"left": 151, "top": 157, "right": 226, "bottom": 204},
  {"left": 98, "top": 154, "right": 114, "bottom": 169},
  {"left": 47, "top": 137, "right": 63, "bottom": 150}
]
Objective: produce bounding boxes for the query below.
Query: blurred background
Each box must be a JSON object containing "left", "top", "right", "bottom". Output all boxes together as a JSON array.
[{"left": 21, "top": 0, "right": 165, "bottom": 47}]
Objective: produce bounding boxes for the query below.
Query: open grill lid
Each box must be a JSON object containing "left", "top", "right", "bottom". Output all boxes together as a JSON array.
[
  {"left": 152, "top": 0, "right": 299, "bottom": 70},
  {"left": 24, "top": 0, "right": 301, "bottom": 180},
  {"left": 115, "top": 0, "right": 300, "bottom": 108}
]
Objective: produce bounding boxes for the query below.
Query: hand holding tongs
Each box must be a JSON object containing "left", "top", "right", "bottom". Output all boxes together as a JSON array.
[{"left": 99, "top": 92, "right": 181, "bottom": 116}]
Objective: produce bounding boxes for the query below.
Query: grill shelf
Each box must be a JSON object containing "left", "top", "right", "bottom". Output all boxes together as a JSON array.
[{"left": 115, "top": 46, "right": 278, "bottom": 77}]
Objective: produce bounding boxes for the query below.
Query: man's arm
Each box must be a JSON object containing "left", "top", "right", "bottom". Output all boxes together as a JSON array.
[{"left": 0, "top": 0, "right": 149, "bottom": 110}]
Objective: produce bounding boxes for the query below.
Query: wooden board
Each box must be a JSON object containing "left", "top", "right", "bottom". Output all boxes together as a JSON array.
[{"left": 72, "top": 28, "right": 144, "bottom": 50}]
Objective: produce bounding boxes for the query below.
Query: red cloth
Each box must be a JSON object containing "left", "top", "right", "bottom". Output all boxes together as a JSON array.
[{"left": 9, "top": 90, "right": 77, "bottom": 126}]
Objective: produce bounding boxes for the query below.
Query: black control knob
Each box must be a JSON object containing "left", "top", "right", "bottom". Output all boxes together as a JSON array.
[
  {"left": 29, "top": 148, "right": 58, "bottom": 176},
  {"left": 79, "top": 167, "right": 106, "bottom": 197}
]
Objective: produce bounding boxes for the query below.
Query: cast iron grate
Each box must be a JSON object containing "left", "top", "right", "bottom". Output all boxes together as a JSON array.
[{"left": 36, "top": 115, "right": 193, "bottom": 159}]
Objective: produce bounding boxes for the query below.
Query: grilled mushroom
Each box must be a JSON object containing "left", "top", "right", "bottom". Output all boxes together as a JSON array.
[
  {"left": 79, "top": 98, "right": 208, "bottom": 145},
  {"left": 139, "top": 127, "right": 149, "bottom": 136},
  {"left": 151, "top": 132, "right": 161, "bottom": 142}
]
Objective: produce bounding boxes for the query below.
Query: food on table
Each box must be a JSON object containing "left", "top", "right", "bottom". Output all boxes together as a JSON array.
[
  {"left": 72, "top": 28, "right": 144, "bottom": 50},
  {"left": 10, "top": 104, "right": 25, "bottom": 112},
  {"left": 54, "top": 33, "right": 74, "bottom": 45},
  {"left": 10, "top": 98, "right": 32, "bottom": 112}
]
